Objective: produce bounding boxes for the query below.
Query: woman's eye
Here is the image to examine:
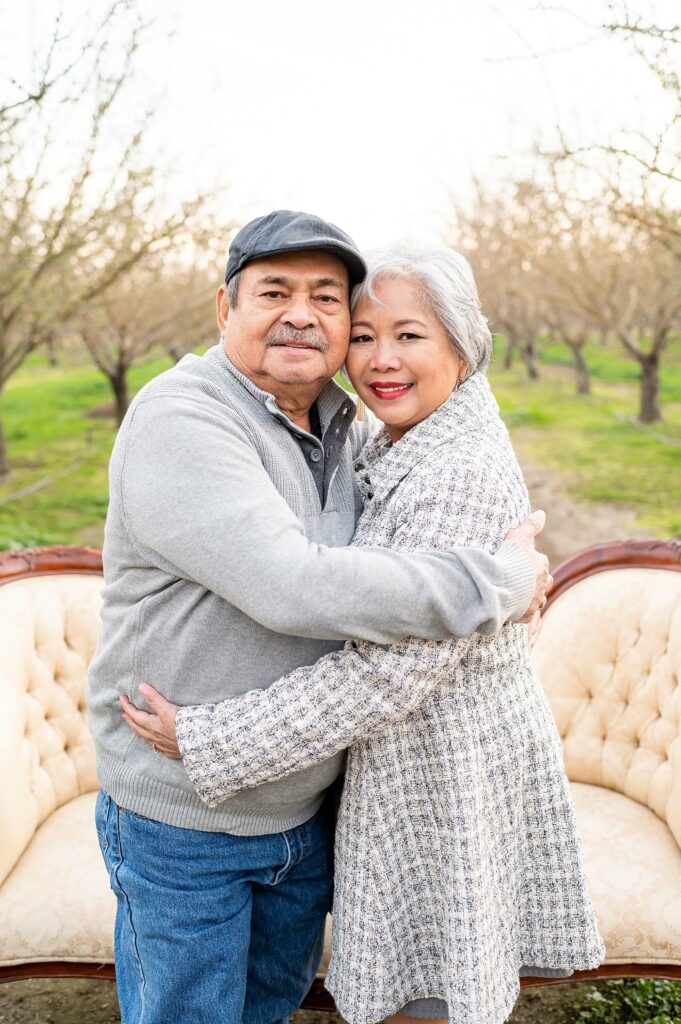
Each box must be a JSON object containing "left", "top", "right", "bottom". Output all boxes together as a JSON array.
[
  {"left": 350, "top": 335, "right": 373, "bottom": 344},
  {"left": 398, "top": 332, "right": 420, "bottom": 341}
]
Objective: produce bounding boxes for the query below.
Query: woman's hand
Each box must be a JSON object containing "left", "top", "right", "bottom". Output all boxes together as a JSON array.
[{"left": 120, "top": 685, "right": 181, "bottom": 759}]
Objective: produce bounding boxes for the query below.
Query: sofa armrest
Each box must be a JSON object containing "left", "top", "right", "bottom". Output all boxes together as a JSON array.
[
  {"left": 0, "top": 584, "right": 41, "bottom": 885},
  {"left": 0, "top": 573, "right": 103, "bottom": 885}
]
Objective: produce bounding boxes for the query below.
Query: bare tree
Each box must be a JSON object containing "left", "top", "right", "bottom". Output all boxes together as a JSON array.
[
  {"left": 548, "top": 1, "right": 680, "bottom": 257},
  {"left": 452, "top": 181, "right": 549, "bottom": 381},
  {"left": 0, "top": 4, "right": 217, "bottom": 475},
  {"left": 75, "top": 254, "right": 219, "bottom": 424},
  {"left": 608, "top": 231, "right": 681, "bottom": 422},
  {"left": 450, "top": 165, "right": 681, "bottom": 420}
]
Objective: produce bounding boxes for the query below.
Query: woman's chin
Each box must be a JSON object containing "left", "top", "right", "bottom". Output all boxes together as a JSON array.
[
  {"left": 362, "top": 395, "right": 427, "bottom": 426},
  {"left": 368, "top": 407, "right": 436, "bottom": 442}
]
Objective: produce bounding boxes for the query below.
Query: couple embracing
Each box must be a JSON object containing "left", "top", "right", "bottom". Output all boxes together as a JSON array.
[{"left": 87, "top": 210, "right": 604, "bottom": 1024}]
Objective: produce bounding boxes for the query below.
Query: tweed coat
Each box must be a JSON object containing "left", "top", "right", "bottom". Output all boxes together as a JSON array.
[{"left": 177, "top": 372, "right": 606, "bottom": 1024}]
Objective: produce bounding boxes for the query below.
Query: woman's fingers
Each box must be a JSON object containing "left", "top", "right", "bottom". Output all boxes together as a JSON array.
[
  {"left": 138, "top": 683, "right": 176, "bottom": 720},
  {"left": 120, "top": 696, "right": 182, "bottom": 758},
  {"left": 120, "top": 694, "right": 157, "bottom": 729},
  {"left": 121, "top": 703, "right": 158, "bottom": 743}
]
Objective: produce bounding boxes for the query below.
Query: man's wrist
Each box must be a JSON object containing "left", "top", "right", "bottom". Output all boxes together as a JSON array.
[{"left": 495, "top": 539, "right": 536, "bottom": 622}]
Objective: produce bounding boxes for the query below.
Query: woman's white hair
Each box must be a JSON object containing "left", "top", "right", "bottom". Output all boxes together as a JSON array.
[{"left": 350, "top": 245, "right": 493, "bottom": 377}]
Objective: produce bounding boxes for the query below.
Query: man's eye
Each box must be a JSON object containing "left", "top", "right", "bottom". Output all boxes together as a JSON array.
[
  {"left": 350, "top": 335, "right": 373, "bottom": 344},
  {"left": 317, "top": 294, "right": 339, "bottom": 304},
  {"left": 263, "top": 291, "right": 284, "bottom": 299}
]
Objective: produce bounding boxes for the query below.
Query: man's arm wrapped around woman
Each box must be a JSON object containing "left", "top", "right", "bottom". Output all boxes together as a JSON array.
[{"left": 177, "top": 444, "right": 529, "bottom": 808}]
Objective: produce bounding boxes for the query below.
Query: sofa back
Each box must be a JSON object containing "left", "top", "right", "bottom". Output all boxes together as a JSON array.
[
  {"left": 0, "top": 549, "right": 102, "bottom": 886},
  {"left": 532, "top": 540, "right": 681, "bottom": 848},
  {"left": 2, "top": 541, "right": 680, "bottom": 885}
]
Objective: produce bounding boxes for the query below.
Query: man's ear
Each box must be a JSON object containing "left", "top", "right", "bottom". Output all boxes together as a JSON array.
[{"left": 216, "top": 286, "right": 229, "bottom": 335}]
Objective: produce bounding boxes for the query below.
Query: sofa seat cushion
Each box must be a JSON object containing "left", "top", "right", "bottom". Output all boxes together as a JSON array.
[
  {"left": 0, "top": 792, "right": 115, "bottom": 966},
  {"left": 0, "top": 790, "right": 334, "bottom": 976},
  {"left": 3, "top": 783, "right": 679, "bottom": 974},
  {"left": 571, "top": 781, "right": 681, "bottom": 965}
]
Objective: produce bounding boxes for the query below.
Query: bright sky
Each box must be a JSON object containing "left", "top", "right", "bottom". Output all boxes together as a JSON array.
[{"left": 7, "top": 0, "right": 677, "bottom": 250}]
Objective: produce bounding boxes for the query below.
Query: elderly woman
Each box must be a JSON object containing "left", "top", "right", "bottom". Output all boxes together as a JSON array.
[{"left": 124, "top": 247, "right": 605, "bottom": 1024}]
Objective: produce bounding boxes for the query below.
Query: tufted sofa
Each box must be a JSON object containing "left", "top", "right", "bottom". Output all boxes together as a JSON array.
[{"left": 1, "top": 540, "right": 680, "bottom": 1007}]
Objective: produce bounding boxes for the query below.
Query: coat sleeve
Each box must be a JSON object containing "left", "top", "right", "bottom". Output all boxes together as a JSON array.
[{"left": 176, "top": 452, "right": 528, "bottom": 807}]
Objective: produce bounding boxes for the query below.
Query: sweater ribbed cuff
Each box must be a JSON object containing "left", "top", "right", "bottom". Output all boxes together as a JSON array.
[{"left": 495, "top": 540, "right": 536, "bottom": 622}]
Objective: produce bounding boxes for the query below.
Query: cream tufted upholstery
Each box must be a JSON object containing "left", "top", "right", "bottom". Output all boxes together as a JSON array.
[
  {"left": 1, "top": 548, "right": 681, "bottom": 985},
  {"left": 532, "top": 568, "right": 681, "bottom": 847},
  {"left": 0, "top": 575, "right": 102, "bottom": 888}
]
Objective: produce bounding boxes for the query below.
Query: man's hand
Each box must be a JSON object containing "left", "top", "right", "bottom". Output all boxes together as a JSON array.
[
  {"left": 120, "top": 685, "right": 182, "bottom": 759},
  {"left": 527, "top": 609, "right": 543, "bottom": 648},
  {"left": 505, "top": 509, "right": 553, "bottom": 624}
]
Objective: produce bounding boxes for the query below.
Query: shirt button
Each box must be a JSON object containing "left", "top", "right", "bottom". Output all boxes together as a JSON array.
[{"left": 310, "top": 449, "right": 323, "bottom": 463}]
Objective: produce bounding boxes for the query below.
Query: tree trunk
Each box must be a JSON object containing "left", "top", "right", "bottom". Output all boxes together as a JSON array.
[
  {"left": 639, "top": 355, "right": 661, "bottom": 423},
  {"left": 520, "top": 343, "right": 539, "bottom": 380},
  {"left": 503, "top": 336, "right": 515, "bottom": 369},
  {"left": 46, "top": 334, "right": 58, "bottom": 367},
  {"left": 567, "top": 342, "right": 590, "bottom": 395},
  {"left": 109, "top": 369, "right": 130, "bottom": 426},
  {"left": 0, "top": 395, "right": 8, "bottom": 478},
  {"left": 166, "top": 345, "right": 184, "bottom": 364}
]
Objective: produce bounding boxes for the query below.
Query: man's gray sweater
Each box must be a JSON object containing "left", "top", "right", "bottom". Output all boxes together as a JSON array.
[{"left": 86, "top": 343, "right": 535, "bottom": 835}]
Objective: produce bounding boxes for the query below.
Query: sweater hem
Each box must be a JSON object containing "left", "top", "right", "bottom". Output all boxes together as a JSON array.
[{"left": 96, "top": 751, "right": 325, "bottom": 835}]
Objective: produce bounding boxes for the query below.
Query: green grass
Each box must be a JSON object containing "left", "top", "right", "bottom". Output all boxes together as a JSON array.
[
  {"left": 537, "top": 336, "right": 681, "bottom": 401},
  {"left": 0, "top": 338, "right": 679, "bottom": 549},
  {"left": 488, "top": 338, "right": 681, "bottom": 538},
  {"left": 0, "top": 350, "right": 175, "bottom": 549}
]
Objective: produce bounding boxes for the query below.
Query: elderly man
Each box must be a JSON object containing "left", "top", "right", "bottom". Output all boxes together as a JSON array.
[{"left": 88, "top": 210, "right": 549, "bottom": 1024}]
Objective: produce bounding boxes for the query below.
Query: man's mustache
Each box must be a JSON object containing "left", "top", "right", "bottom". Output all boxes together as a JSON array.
[{"left": 265, "top": 326, "right": 329, "bottom": 353}]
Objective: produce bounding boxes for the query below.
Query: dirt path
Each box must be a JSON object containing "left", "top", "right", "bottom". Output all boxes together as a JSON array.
[{"left": 0, "top": 977, "right": 595, "bottom": 1024}]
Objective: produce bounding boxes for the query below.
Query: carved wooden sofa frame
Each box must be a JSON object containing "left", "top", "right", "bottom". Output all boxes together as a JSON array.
[{"left": 1, "top": 540, "right": 680, "bottom": 1011}]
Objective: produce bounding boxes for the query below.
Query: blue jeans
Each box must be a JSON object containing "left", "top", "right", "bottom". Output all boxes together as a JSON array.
[{"left": 95, "top": 789, "right": 335, "bottom": 1024}]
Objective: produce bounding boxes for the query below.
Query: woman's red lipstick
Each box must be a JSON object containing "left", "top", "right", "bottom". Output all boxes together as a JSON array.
[{"left": 368, "top": 381, "right": 414, "bottom": 400}]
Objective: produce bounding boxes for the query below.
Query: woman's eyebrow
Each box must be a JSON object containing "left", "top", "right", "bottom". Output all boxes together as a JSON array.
[
  {"left": 394, "top": 318, "right": 427, "bottom": 328},
  {"left": 351, "top": 320, "right": 373, "bottom": 328}
]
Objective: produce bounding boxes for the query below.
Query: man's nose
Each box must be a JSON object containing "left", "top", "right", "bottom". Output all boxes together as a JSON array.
[{"left": 282, "top": 296, "right": 317, "bottom": 331}]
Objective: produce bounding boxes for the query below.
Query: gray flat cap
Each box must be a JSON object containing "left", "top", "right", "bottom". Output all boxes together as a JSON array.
[{"left": 225, "top": 210, "right": 366, "bottom": 288}]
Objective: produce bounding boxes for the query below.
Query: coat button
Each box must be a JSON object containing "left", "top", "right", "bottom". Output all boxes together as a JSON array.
[{"left": 310, "top": 449, "right": 323, "bottom": 463}]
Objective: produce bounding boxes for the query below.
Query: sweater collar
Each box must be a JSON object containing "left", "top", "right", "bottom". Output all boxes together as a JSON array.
[
  {"left": 208, "top": 342, "right": 356, "bottom": 434},
  {"left": 354, "top": 373, "right": 498, "bottom": 500}
]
